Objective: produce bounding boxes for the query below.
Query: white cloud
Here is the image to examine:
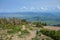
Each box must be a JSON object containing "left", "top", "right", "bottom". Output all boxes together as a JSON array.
[
  {"left": 30, "top": 7, "right": 35, "bottom": 10},
  {"left": 20, "top": 6, "right": 36, "bottom": 11},
  {"left": 40, "top": 7, "right": 48, "bottom": 11},
  {"left": 56, "top": 6, "right": 60, "bottom": 10},
  {"left": 19, "top": 6, "right": 49, "bottom": 12},
  {"left": 40, "top": 7, "right": 44, "bottom": 10},
  {"left": 20, "top": 6, "right": 28, "bottom": 10}
]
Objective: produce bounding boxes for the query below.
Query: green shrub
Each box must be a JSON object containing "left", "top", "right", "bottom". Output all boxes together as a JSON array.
[
  {"left": 40, "top": 28, "right": 60, "bottom": 40},
  {"left": 32, "top": 37, "right": 40, "bottom": 40},
  {"left": 7, "top": 26, "right": 21, "bottom": 34},
  {"left": 18, "top": 30, "right": 30, "bottom": 38}
]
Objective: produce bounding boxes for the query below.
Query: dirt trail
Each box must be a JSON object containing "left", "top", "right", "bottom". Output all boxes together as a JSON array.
[
  {"left": 24, "top": 30, "right": 36, "bottom": 40},
  {"left": 12, "top": 30, "right": 36, "bottom": 40}
]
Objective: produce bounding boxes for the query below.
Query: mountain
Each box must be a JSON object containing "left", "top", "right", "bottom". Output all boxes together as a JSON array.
[{"left": 0, "top": 12, "right": 60, "bottom": 25}]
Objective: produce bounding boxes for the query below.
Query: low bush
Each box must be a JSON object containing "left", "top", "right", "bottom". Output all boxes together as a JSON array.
[{"left": 40, "top": 28, "right": 60, "bottom": 40}]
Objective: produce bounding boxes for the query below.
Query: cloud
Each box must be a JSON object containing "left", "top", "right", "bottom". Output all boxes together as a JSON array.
[
  {"left": 56, "top": 6, "right": 60, "bottom": 10},
  {"left": 20, "top": 6, "right": 36, "bottom": 11},
  {"left": 19, "top": 6, "right": 49, "bottom": 12},
  {"left": 30, "top": 7, "right": 35, "bottom": 10},
  {"left": 40, "top": 7, "right": 44, "bottom": 10},
  {"left": 20, "top": 6, "right": 28, "bottom": 10},
  {"left": 40, "top": 7, "right": 48, "bottom": 11}
]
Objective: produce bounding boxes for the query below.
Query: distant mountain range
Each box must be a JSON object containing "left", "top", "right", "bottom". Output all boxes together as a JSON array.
[{"left": 0, "top": 12, "right": 60, "bottom": 25}]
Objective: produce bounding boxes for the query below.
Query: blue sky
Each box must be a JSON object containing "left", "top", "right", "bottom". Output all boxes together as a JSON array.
[{"left": 0, "top": 0, "right": 60, "bottom": 12}]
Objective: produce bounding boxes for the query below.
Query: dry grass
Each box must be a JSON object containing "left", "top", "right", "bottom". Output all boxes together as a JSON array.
[{"left": 44, "top": 26, "right": 60, "bottom": 31}]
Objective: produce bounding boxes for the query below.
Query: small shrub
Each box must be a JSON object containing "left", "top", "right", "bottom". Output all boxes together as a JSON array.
[
  {"left": 18, "top": 30, "right": 30, "bottom": 38},
  {"left": 40, "top": 28, "right": 60, "bottom": 40}
]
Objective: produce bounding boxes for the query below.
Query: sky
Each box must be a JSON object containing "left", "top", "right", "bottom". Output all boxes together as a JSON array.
[{"left": 0, "top": 0, "right": 60, "bottom": 12}]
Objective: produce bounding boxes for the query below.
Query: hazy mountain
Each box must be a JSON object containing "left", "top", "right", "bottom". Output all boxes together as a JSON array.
[{"left": 0, "top": 12, "right": 60, "bottom": 25}]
